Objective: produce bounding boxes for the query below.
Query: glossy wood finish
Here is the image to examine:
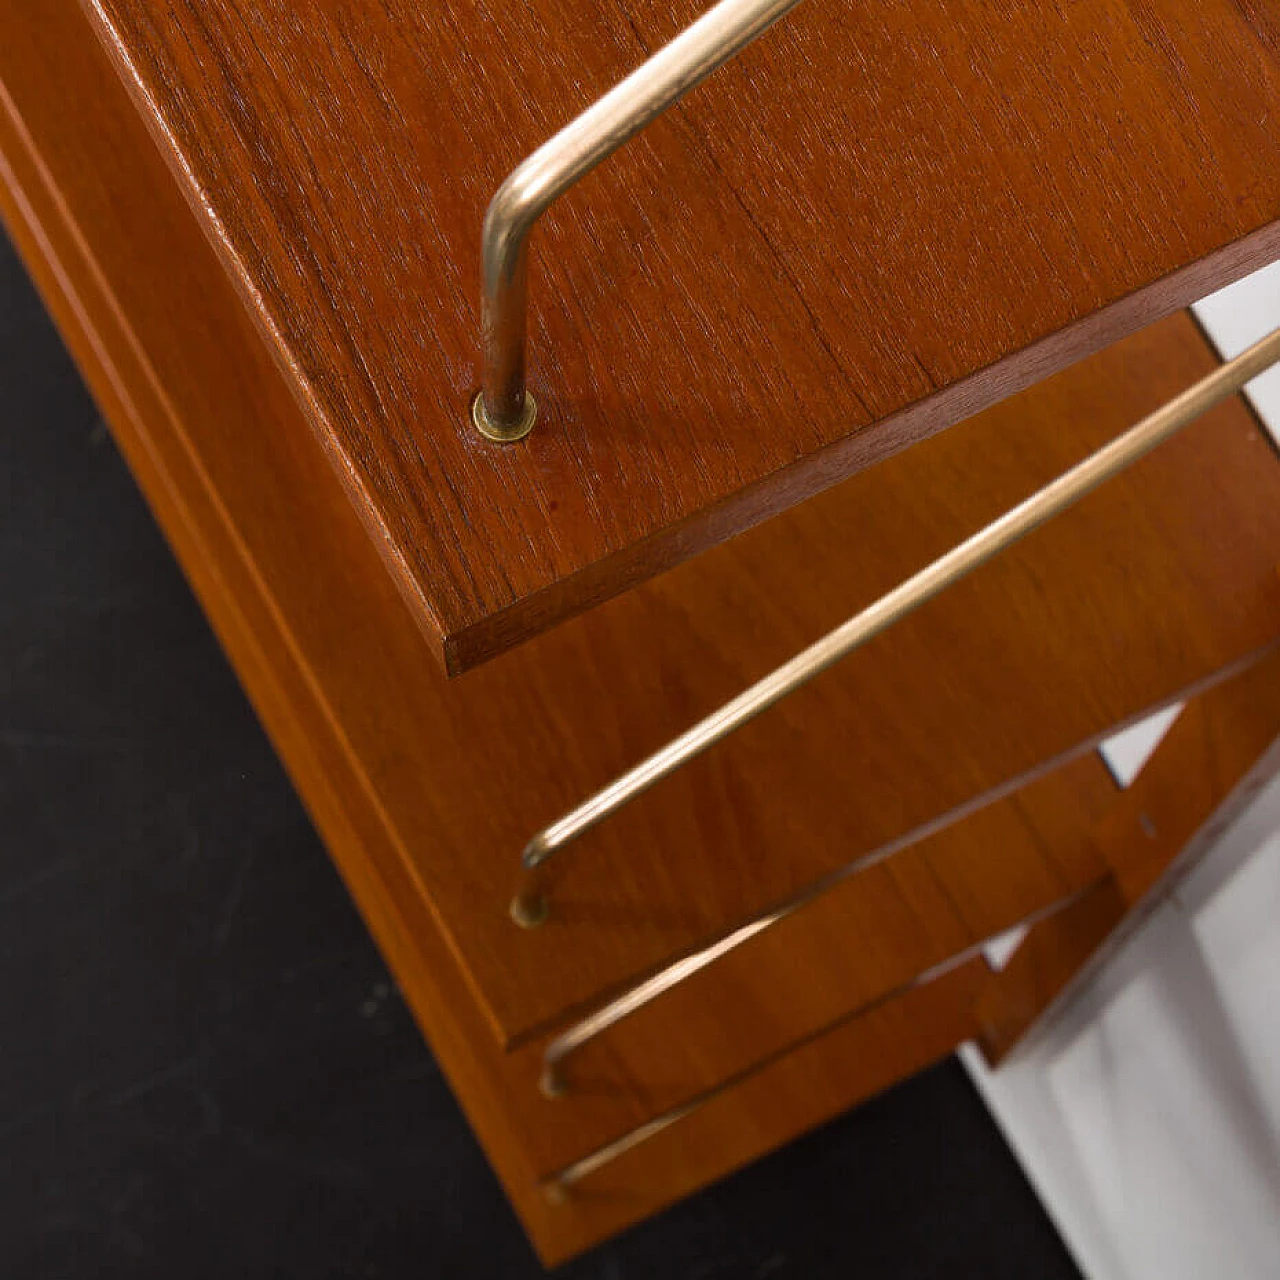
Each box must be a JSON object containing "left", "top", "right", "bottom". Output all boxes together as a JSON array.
[
  {"left": 974, "top": 881, "right": 1127, "bottom": 1067},
  {"left": 508, "top": 754, "right": 1116, "bottom": 1175},
  {"left": 8, "top": 1, "right": 1280, "bottom": 1262},
  {"left": 83, "top": 0, "right": 1280, "bottom": 670},
  {"left": 976, "top": 651, "right": 1280, "bottom": 1064},
  {"left": 276, "top": 304, "right": 1280, "bottom": 1047},
  {"left": 0, "top": 109, "right": 1050, "bottom": 1249},
  {"left": 536, "top": 956, "right": 991, "bottom": 1257},
  {"left": 9, "top": 2, "right": 1280, "bottom": 1051}
]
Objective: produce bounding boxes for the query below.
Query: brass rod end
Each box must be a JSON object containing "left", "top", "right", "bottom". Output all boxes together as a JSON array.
[
  {"left": 509, "top": 891, "right": 549, "bottom": 929},
  {"left": 539, "top": 1065, "right": 569, "bottom": 1100},
  {"left": 472, "top": 390, "right": 537, "bottom": 443}
]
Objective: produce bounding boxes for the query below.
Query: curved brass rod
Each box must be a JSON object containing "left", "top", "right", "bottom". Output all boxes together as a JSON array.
[
  {"left": 537, "top": 899, "right": 1087, "bottom": 1193},
  {"left": 534, "top": 795, "right": 958, "bottom": 1096},
  {"left": 476, "top": 0, "right": 806, "bottom": 440},
  {"left": 515, "top": 323, "right": 1280, "bottom": 926}
]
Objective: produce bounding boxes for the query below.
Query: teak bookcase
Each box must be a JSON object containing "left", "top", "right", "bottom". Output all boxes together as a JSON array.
[{"left": 3, "top": 0, "right": 1279, "bottom": 1263}]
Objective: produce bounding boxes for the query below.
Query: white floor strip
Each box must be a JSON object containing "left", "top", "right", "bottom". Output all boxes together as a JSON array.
[{"left": 962, "top": 263, "right": 1280, "bottom": 1280}]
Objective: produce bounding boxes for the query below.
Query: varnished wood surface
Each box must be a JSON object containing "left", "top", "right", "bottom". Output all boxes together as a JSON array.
[
  {"left": 975, "top": 650, "right": 1280, "bottom": 1064},
  {"left": 1097, "top": 652, "right": 1280, "bottom": 909},
  {"left": 0, "top": 22, "right": 562, "bottom": 1257},
  {"left": 538, "top": 957, "right": 991, "bottom": 1258},
  {"left": 81, "top": 0, "right": 1280, "bottom": 670},
  {"left": 6, "top": 6, "right": 1279, "bottom": 1257},
  {"left": 507, "top": 755, "right": 1114, "bottom": 1175},
  {"left": 256, "top": 304, "right": 1280, "bottom": 1048},
  {"left": 7, "top": 5, "right": 1280, "bottom": 1050},
  {"left": 0, "top": 111, "right": 994, "bottom": 1254},
  {"left": 973, "top": 880, "right": 1127, "bottom": 1066}
]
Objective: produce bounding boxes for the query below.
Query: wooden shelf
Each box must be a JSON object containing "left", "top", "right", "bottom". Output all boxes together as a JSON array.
[
  {"left": 81, "top": 0, "right": 1280, "bottom": 671},
  {"left": 533, "top": 956, "right": 991, "bottom": 1262},
  {"left": 8, "top": 3, "right": 1280, "bottom": 1263},
  {"left": 976, "top": 650, "right": 1280, "bottom": 1064},
  {"left": 313, "top": 309, "right": 1280, "bottom": 1047},
  {"left": 506, "top": 753, "right": 1117, "bottom": 1179},
  {"left": 6, "top": 7, "right": 1279, "bottom": 1042}
]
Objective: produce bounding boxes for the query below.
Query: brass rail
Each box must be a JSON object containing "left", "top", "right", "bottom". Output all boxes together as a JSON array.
[{"left": 475, "top": 0, "right": 806, "bottom": 441}]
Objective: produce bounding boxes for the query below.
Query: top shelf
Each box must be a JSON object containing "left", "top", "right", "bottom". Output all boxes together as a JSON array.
[{"left": 85, "top": 0, "right": 1280, "bottom": 672}]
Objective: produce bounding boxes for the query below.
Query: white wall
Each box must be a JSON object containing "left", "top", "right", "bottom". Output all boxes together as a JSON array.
[{"left": 963, "top": 266, "right": 1280, "bottom": 1280}]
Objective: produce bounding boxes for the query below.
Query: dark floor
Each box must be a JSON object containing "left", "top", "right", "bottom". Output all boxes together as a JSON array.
[{"left": 0, "top": 227, "right": 1083, "bottom": 1279}]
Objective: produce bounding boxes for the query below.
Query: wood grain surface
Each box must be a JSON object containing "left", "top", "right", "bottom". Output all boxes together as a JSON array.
[
  {"left": 0, "top": 102, "right": 1005, "bottom": 1255},
  {"left": 503, "top": 754, "right": 1115, "bottom": 1176},
  {"left": 975, "top": 650, "right": 1280, "bottom": 1064},
  {"left": 7, "top": 5, "right": 1280, "bottom": 1257},
  {"left": 535, "top": 956, "right": 991, "bottom": 1258},
  {"left": 973, "top": 880, "right": 1127, "bottom": 1066},
  {"left": 80, "top": 0, "right": 1280, "bottom": 670},
  {"left": 8, "top": 4, "right": 1280, "bottom": 1049},
  {"left": 263, "top": 303, "right": 1280, "bottom": 1049}
]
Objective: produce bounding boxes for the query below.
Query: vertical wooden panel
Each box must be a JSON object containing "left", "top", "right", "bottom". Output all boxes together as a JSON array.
[{"left": 976, "top": 651, "right": 1280, "bottom": 1064}]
